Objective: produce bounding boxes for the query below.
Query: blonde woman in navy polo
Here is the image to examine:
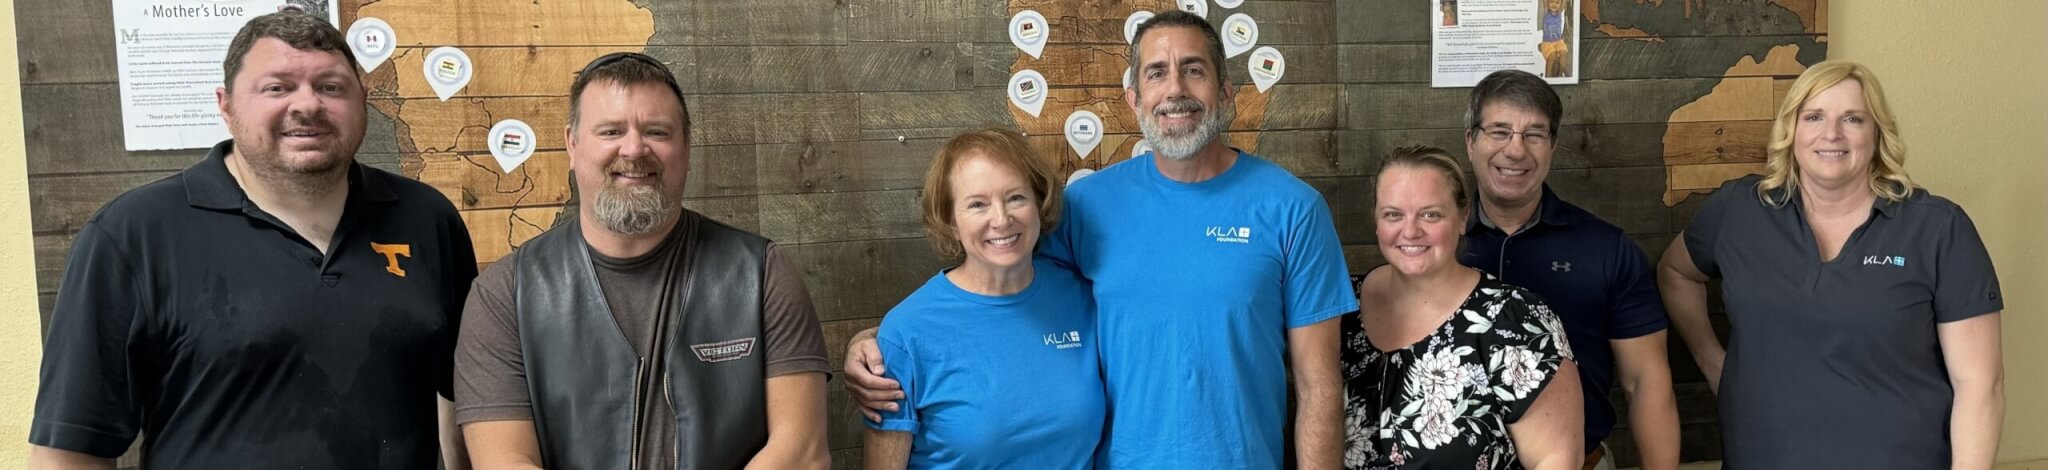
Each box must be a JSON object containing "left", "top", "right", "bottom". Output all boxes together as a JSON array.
[{"left": 1659, "top": 61, "right": 2004, "bottom": 468}]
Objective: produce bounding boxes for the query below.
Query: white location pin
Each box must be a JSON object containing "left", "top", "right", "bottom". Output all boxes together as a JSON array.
[
  {"left": 1222, "top": 14, "right": 1260, "bottom": 59},
  {"left": 1123, "top": 11, "right": 1154, "bottom": 44},
  {"left": 1064, "top": 111, "right": 1104, "bottom": 159},
  {"left": 1009, "top": 10, "right": 1050, "bottom": 59},
  {"left": 1008, "top": 70, "right": 1049, "bottom": 117},
  {"left": 422, "top": 46, "right": 473, "bottom": 101},
  {"left": 487, "top": 119, "right": 537, "bottom": 174},
  {"left": 1132, "top": 139, "right": 1154, "bottom": 158},
  {"left": 1216, "top": 0, "right": 1245, "bottom": 8},
  {"left": 346, "top": 17, "right": 396, "bottom": 73},
  {"left": 1067, "top": 168, "right": 1097, "bottom": 185},
  {"left": 1247, "top": 46, "right": 1286, "bottom": 93},
  {"left": 1177, "top": 0, "right": 1209, "bottom": 18}
]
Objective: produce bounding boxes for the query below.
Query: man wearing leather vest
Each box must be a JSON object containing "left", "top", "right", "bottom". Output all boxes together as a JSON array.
[{"left": 453, "top": 53, "right": 833, "bottom": 470}]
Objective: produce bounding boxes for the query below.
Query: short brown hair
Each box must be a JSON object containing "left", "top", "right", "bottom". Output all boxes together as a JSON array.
[
  {"left": 919, "top": 128, "right": 1064, "bottom": 260},
  {"left": 222, "top": 12, "right": 359, "bottom": 91},
  {"left": 1127, "top": 10, "right": 1230, "bottom": 91},
  {"left": 568, "top": 52, "right": 690, "bottom": 132},
  {"left": 1376, "top": 145, "right": 1470, "bottom": 209}
]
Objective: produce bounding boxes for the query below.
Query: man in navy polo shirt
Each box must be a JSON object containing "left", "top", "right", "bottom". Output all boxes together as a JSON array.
[
  {"left": 29, "top": 12, "right": 475, "bottom": 469},
  {"left": 1459, "top": 69, "right": 1681, "bottom": 470}
]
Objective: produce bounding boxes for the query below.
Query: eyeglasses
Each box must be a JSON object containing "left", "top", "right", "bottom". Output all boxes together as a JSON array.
[
  {"left": 577, "top": 51, "right": 689, "bottom": 123},
  {"left": 1475, "top": 126, "right": 1553, "bottom": 146}
]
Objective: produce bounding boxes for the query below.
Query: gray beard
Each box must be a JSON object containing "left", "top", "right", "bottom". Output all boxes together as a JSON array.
[
  {"left": 1139, "top": 99, "right": 1234, "bottom": 161},
  {"left": 592, "top": 184, "right": 672, "bottom": 235}
]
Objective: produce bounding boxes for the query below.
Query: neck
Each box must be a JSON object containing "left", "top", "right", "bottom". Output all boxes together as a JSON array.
[
  {"left": 1385, "top": 264, "right": 1476, "bottom": 315},
  {"left": 226, "top": 152, "right": 349, "bottom": 220},
  {"left": 579, "top": 208, "right": 681, "bottom": 259},
  {"left": 1798, "top": 175, "right": 1876, "bottom": 217},
  {"left": 1478, "top": 193, "right": 1539, "bottom": 234},
  {"left": 947, "top": 260, "right": 1035, "bottom": 296},
  {"left": 1153, "top": 141, "right": 1238, "bottom": 183}
]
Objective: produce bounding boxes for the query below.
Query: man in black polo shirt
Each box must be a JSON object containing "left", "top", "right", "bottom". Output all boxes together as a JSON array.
[
  {"left": 29, "top": 13, "right": 475, "bottom": 468},
  {"left": 1458, "top": 70, "right": 1681, "bottom": 470}
]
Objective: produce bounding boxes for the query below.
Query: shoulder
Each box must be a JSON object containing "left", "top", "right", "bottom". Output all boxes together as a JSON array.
[
  {"left": 86, "top": 172, "right": 198, "bottom": 232},
  {"left": 877, "top": 275, "right": 956, "bottom": 337},
  {"left": 1235, "top": 153, "right": 1324, "bottom": 201},
  {"left": 1473, "top": 275, "right": 1552, "bottom": 316},
  {"left": 1705, "top": 174, "right": 1769, "bottom": 205},
  {"left": 365, "top": 166, "right": 462, "bottom": 217}
]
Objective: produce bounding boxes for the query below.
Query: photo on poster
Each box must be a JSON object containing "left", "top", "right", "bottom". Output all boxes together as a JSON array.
[{"left": 1430, "top": 0, "right": 1579, "bottom": 87}]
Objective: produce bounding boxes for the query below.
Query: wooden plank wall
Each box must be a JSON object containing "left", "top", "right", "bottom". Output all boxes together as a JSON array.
[{"left": 18, "top": 0, "right": 1825, "bottom": 467}]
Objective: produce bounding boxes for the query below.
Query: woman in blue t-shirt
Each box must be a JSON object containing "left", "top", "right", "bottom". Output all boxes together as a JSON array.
[{"left": 862, "top": 128, "right": 1103, "bottom": 469}]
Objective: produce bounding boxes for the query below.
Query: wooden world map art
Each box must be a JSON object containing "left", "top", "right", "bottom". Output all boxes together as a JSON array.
[{"left": 20, "top": 0, "right": 1825, "bottom": 466}]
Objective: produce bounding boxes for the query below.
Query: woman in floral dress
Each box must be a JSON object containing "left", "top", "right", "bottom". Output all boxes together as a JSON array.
[{"left": 1344, "top": 145, "right": 1583, "bottom": 469}]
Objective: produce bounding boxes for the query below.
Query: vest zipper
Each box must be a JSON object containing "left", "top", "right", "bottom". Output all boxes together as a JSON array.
[{"left": 630, "top": 357, "right": 648, "bottom": 470}]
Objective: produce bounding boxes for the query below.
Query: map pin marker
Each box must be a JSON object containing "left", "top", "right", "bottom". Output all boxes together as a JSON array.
[
  {"left": 1132, "top": 139, "right": 1154, "bottom": 158},
  {"left": 346, "top": 17, "right": 396, "bottom": 73},
  {"left": 1222, "top": 14, "right": 1259, "bottom": 59},
  {"left": 1247, "top": 46, "right": 1286, "bottom": 93},
  {"left": 1065, "top": 111, "right": 1104, "bottom": 159},
  {"left": 1067, "top": 168, "right": 1097, "bottom": 185},
  {"left": 1124, "top": 11, "right": 1154, "bottom": 44},
  {"left": 1216, "top": 0, "right": 1245, "bottom": 8},
  {"left": 1177, "top": 0, "right": 1209, "bottom": 19},
  {"left": 1009, "top": 10, "right": 1049, "bottom": 59},
  {"left": 1009, "top": 70, "right": 1048, "bottom": 117},
  {"left": 423, "top": 46, "right": 473, "bottom": 101},
  {"left": 488, "top": 119, "right": 537, "bottom": 174}
]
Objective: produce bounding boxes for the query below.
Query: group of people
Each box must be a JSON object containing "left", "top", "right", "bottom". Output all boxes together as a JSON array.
[{"left": 24, "top": 8, "right": 2003, "bottom": 470}]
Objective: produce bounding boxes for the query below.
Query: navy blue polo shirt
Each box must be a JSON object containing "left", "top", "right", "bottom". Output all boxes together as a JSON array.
[
  {"left": 1461, "top": 186, "right": 1669, "bottom": 451},
  {"left": 30, "top": 140, "right": 478, "bottom": 468},
  {"left": 1685, "top": 175, "right": 2001, "bottom": 468}
]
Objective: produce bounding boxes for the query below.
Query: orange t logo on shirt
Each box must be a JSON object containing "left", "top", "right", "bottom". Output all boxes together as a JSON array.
[{"left": 371, "top": 242, "right": 412, "bottom": 277}]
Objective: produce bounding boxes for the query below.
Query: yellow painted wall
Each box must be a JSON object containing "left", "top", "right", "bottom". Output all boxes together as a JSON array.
[
  {"left": 0, "top": 0, "right": 35, "bottom": 464},
  {"left": 1834, "top": 1, "right": 2048, "bottom": 465}
]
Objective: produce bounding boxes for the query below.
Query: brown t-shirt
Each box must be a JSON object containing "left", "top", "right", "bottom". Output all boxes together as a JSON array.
[{"left": 453, "top": 215, "right": 829, "bottom": 469}]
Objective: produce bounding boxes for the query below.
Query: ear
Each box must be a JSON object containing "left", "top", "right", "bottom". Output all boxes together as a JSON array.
[
  {"left": 215, "top": 86, "right": 233, "bottom": 125},
  {"left": 1124, "top": 83, "right": 1139, "bottom": 113}
]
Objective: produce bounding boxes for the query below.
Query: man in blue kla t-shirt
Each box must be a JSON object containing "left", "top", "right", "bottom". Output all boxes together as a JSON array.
[{"left": 845, "top": 10, "right": 1357, "bottom": 469}]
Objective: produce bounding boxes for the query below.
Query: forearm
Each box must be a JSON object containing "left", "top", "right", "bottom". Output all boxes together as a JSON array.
[
  {"left": 863, "top": 429, "right": 913, "bottom": 470},
  {"left": 1949, "top": 379, "right": 2003, "bottom": 470},
  {"left": 1623, "top": 378, "right": 1681, "bottom": 470},
  {"left": 1294, "top": 379, "right": 1344, "bottom": 469},
  {"left": 1656, "top": 272, "right": 1722, "bottom": 384},
  {"left": 28, "top": 446, "right": 117, "bottom": 470},
  {"left": 744, "top": 437, "right": 830, "bottom": 470}
]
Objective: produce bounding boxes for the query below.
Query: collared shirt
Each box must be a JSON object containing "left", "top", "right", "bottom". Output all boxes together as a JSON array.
[
  {"left": 30, "top": 140, "right": 477, "bottom": 468},
  {"left": 1461, "top": 186, "right": 1669, "bottom": 451},
  {"left": 1684, "top": 175, "right": 2001, "bottom": 468}
]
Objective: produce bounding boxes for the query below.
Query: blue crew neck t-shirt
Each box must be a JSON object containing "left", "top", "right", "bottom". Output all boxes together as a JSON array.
[
  {"left": 1041, "top": 151, "right": 1358, "bottom": 469},
  {"left": 868, "top": 258, "right": 1104, "bottom": 469}
]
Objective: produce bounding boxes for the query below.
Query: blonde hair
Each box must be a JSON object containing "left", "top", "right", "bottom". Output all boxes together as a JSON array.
[
  {"left": 1376, "top": 145, "right": 1470, "bottom": 210},
  {"left": 918, "top": 128, "right": 1064, "bottom": 260},
  {"left": 1758, "top": 60, "right": 1916, "bottom": 206}
]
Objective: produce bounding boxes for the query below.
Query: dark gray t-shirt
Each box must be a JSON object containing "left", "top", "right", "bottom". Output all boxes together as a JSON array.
[{"left": 1684, "top": 175, "right": 2002, "bottom": 468}]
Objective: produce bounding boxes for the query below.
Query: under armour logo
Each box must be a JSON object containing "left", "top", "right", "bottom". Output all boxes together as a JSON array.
[
  {"left": 1551, "top": 261, "right": 1571, "bottom": 272},
  {"left": 371, "top": 242, "right": 412, "bottom": 277}
]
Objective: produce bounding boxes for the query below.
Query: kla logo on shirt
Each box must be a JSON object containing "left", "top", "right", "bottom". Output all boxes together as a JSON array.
[
  {"left": 1862, "top": 255, "right": 1907, "bottom": 267},
  {"left": 1205, "top": 226, "right": 1252, "bottom": 244},
  {"left": 1043, "top": 330, "right": 1083, "bottom": 350}
]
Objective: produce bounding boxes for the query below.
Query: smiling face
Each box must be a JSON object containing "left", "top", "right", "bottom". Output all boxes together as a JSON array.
[
  {"left": 1465, "top": 101, "right": 1556, "bottom": 210},
  {"left": 1790, "top": 79, "right": 1878, "bottom": 188},
  {"left": 1127, "top": 25, "right": 1234, "bottom": 161},
  {"left": 946, "top": 150, "right": 1043, "bottom": 276},
  {"left": 216, "top": 37, "right": 367, "bottom": 180},
  {"left": 1375, "top": 165, "right": 1467, "bottom": 277},
  {"left": 567, "top": 80, "right": 691, "bottom": 236}
]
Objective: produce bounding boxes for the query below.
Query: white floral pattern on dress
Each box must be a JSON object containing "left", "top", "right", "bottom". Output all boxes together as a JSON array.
[{"left": 1342, "top": 274, "right": 1573, "bottom": 470}]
